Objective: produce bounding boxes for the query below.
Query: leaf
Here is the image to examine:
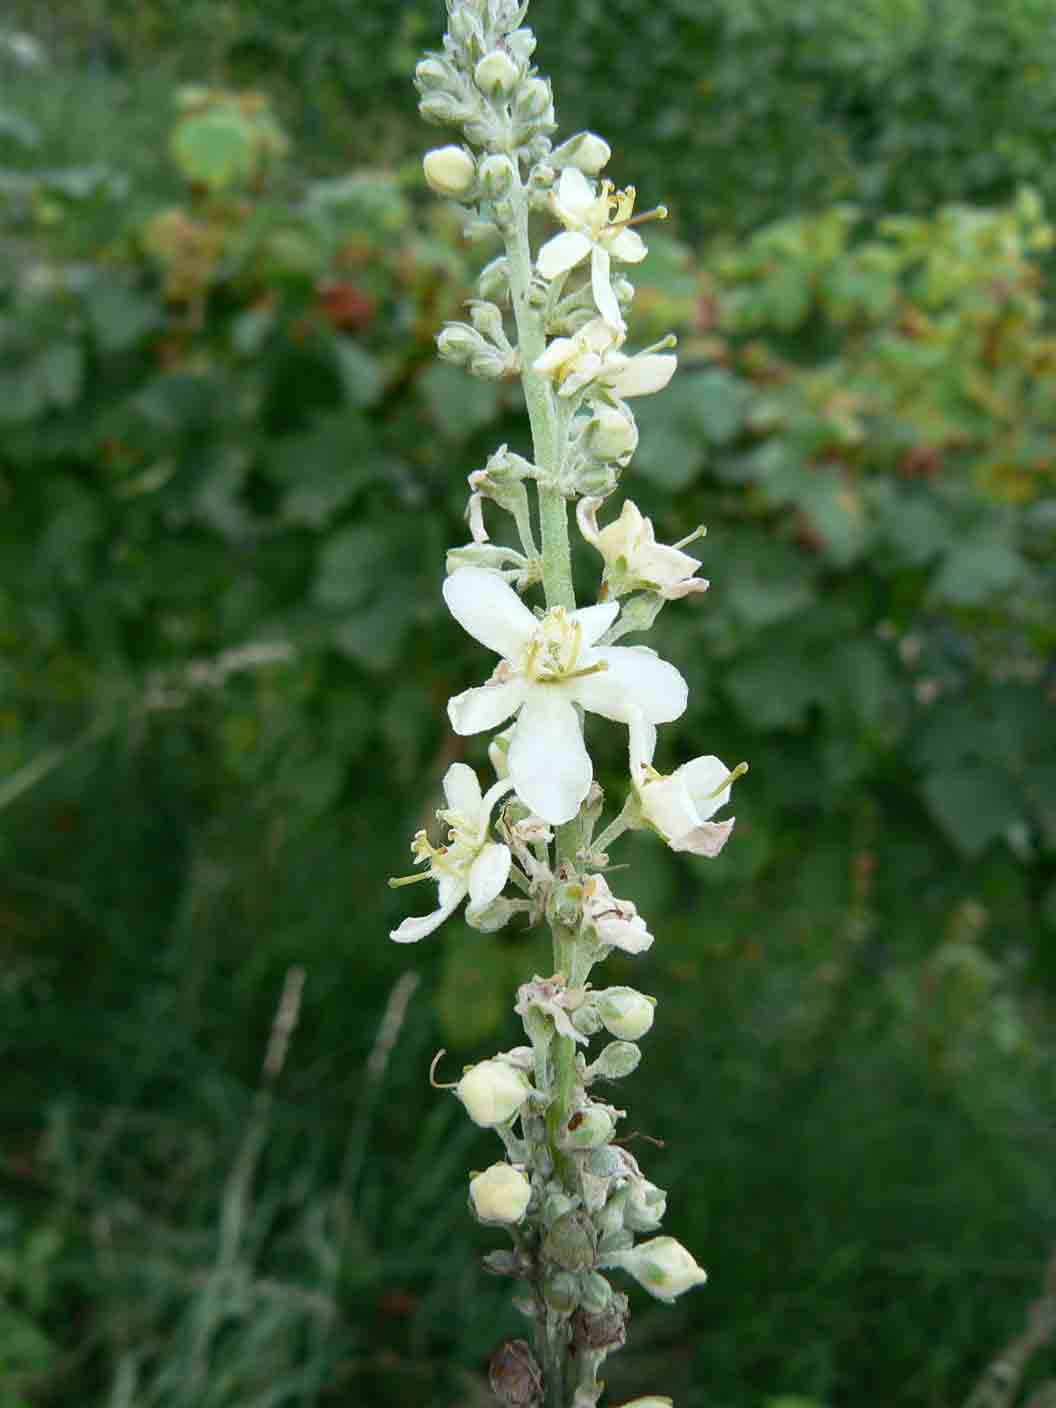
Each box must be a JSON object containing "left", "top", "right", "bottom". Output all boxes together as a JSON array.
[
  {"left": 419, "top": 363, "right": 501, "bottom": 441},
  {"left": 314, "top": 526, "right": 389, "bottom": 610},
  {"left": 724, "top": 646, "right": 828, "bottom": 731},
  {"left": 333, "top": 340, "right": 382, "bottom": 408},
  {"left": 719, "top": 531, "right": 818, "bottom": 629},
  {"left": 930, "top": 537, "right": 1029, "bottom": 606},
  {"left": 83, "top": 281, "right": 160, "bottom": 353},
  {"left": 35, "top": 344, "right": 84, "bottom": 411},
  {"left": 170, "top": 109, "right": 256, "bottom": 191},
  {"left": 920, "top": 767, "right": 1023, "bottom": 857}
]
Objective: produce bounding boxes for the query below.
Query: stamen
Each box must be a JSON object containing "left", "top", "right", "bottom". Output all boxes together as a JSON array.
[
  {"left": 673, "top": 524, "right": 708, "bottom": 551},
  {"left": 611, "top": 204, "right": 668, "bottom": 232},
  {"left": 704, "top": 761, "right": 749, "bottom": 800},
  {"left": 388, "top": 872, "right": 433, "bottom": 889}
]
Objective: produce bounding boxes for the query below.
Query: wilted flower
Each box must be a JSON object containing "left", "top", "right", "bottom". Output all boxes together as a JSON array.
[
  {"left": 581, "top": 874, "right": 654, "bottom": 954},
  {"left": 628, "top": 714, "right": 742, "bottom": 859},
  {"left": 533, "top": 318, "right": 676, "bottom": 403},
  {"left": 578, "top": 498, "right": 709, "bottom": 600}
]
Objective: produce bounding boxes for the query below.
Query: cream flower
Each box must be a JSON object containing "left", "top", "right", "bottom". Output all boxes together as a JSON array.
[
  {"left": 389, "top": 763, "right": 513, "bottom": 942},
  {"left": 628, "top": 713, "right": 741, "bottom": 858},
  {"left": 469, "top": 1163, "right": 532, "bottom": 1225},
  {"left": 578, "top": 498, "right": 710, "bottom": 600},
  {"left": 444, "top": 567, "right": 688, "bottom": 825},
  {"left": 533, "top": 318, "right": 676, "bottom": 402},
  {"left": 537, "top": 167, "right": 649, "bottom": 329}
]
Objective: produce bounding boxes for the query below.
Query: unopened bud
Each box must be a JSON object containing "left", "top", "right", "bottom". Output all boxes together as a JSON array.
[
  {"left": 625, "top": 1178, "right": 667, "bottom": 1232},
  {"left": 571, "top": 1000, "right": 603, "bottom": 1037},
  {"left": 587, "top": 404, "right": 638, "bottom": 463},
  {"left": 415, "top": 56, "right": 451, "bottom": 90},
  {"left": 470, "top": 1163, "right": 532, "bottom": 1224},
  {"left": 423, "top": 145, "right": 476, "bottom": 198},
  {"left": 580, "top": 1270, "right": 613, "bottom": 1312},
  {"left": 542, "top": 1270, "right": 579, "bottom": 1314},
  {"left": 418, "top": 91, "right": 466, "bottom": 126},
  {"left": 457, "top": 1059, "right": 531, "bottom": 1126},
  {"left": 468, "top": 298, "right": 507, "bottom": 343},
  {"left": 590, "top": 1041, "right": 641, "bottom": 1080},
  {"left": 573, "top": 1293, "right": 628, "bottom": 1351},
  {"left": 543, "top": 1211, "right": 597, "bottom": 1272},
  {"left": 559, "top": 1104, "right": 616, "bottom": 1151},
  {"left": 478, "top": 255, "right": 511, "bottom": 303},
  {"left": 551, "top": 131, "right": 612, "bottom": 175},
  {"left": 514, "top": 77, "right": 552, "bottom": 120},
  {"left": 480, "top": 152, "right": 516, "bottom": 199},
  {"left": 475, "top": 48, "right": 520, "bottom": 95},
  {"left": 506, "top": 27, "right": 537, "bottom": 64},
  {"left": 597, "top": 987, "right": 656, "bottom": 1042},
  {"left": 437, "top": 322, "right": 485, "bottom": 363}
]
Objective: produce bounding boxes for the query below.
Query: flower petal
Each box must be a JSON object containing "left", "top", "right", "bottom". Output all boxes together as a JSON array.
[
  {"left": 443, "top": 567, "right": 537, "bottom": 661},
  {"left": 442, "top": 762, "right": 482, "bottom": 814},
  {"left": 508, "top": 687, "right": 592, "bottom": 824},
  {"left": 538, "top": 230, "right": 593, "bottom": 279},
  {"left": 591, "top": 244, "right": 624, "bottom": 329},
  {"left": 448, "top": 677, "right": 527, "bottom": 735},
  {"left": 607, "top": 353, "right": 677, "bottom": 398},
  {"left": 673, "top": 817, "right": 735, "bottom": 858},
  {"left": 628, "top": 710, "right": 657, "bottom": 778},
  {"left": 390, "top": 884, "right": 465, "bottom": 943},
  {"left": 534, "top": 336, "right": 576, "bottom": 375},
  {"left": 555, "top": 166, "right": 596, "bottom": 219},
  {"left": 640, "top": 772, "right": 697, "bottom": 841},
  {"left": 608, "top": 227, "right": 648, "bottom": 264},
  {"left": 573, "top": 599, "right": 620, "bottom": 647},
  {"left": 574, "top": 646, "right": 688, "bottom": 724},
  {"left": 680, "top": 755, "right": 732, "bottom": 821},
  {"left": 468, "top": 841, "right": 512, "bottom": 908}
]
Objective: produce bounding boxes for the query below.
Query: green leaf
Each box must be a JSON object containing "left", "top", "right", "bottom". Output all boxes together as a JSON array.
[
  {"left": 719, "top": 531, "right": 818, "bottom": 629},
  {"left": 170, "top": 109, "right": 256, "bottom": 191},
  {"left": 314, "top": 526, "right": 389, "bottom": 610},
  {"left": 83, "top": 281, "right": 160, "bottom": 353},
  {"left": 930, "top": 537, "right": 1028, "bottom": 606},
  {"left": 333, "top": 340, "right": 383, "bottom": 408},
  {"left": 35, "top": 344, "right": 84, "bottom": 410},
  {"left": 724, "top": 646, "right": 828, "bottom": 731},
  {"left": 920, "top": 767, "right": 1023, "bottom": 857},
  {"left": 419, "top": 362, "right": 501, "bottom": 441}
]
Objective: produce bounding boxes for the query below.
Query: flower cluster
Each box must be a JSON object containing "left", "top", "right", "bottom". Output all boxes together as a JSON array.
[{"left": 391, "top": 3, "right": 748, "bottom": 1403}]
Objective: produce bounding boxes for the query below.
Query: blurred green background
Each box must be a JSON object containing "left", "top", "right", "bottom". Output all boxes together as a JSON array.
[{"left": 1, "top": 2, "right": 1055, "bottom": 1406}]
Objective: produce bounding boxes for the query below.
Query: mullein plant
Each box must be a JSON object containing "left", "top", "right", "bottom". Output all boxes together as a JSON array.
[{"left": 391, "top": 3, "right": 747, "bottom": 1405}]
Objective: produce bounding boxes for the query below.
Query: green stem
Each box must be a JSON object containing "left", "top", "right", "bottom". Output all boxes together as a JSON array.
[{"left": 505, "top": 159, "right": 582, "bottom": 1408}]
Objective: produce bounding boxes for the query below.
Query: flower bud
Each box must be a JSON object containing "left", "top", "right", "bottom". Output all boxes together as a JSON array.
[
  {"left": 606, "top": 1236, "right": 707, "bottom": 1303},
  {"left": 418, "top": 91, "right": 466, "bottom": 126},
  {"left": 414, "top": 56, "right": 451, "bottom": 89},
  {"left": 475, "top": 48, "right": 520, "bottom": 95},
  {"left": 586, "top": 404, "right": 639, "bottom": 463},
  {"left": 457, "top": 1059, "right": 531, "bottom": 1126},
  {"left": 541, "top": 1270, "right": 579, "bottom": 1314},
  {"left": 612, "top": 1399, "right": 674, "bottom": 1408},
  {"left": 571, "top": 1000, "right": 603, "bottom": 1037},
  {"left": 479, "top": 152, "right": 516, "bottom": 199},
  {"left": 437, "top": 322, "right": 485, "bottom": 363},
  {"left": 489, "top": 1339, "right": 543, "bottom": 1408},
  {"left": 541, "top": 1186, "right": 577, "bottom": 1224},
  {"left": 422, "top": 145, "right": 476, "bottom": 198},
  {"left": 559, "top": 1104, "right": 616, "bottom": 1151},
  {"left": 468, "top": 298, "right": 508, "bottom": 343},
  {"left": 543, "top": 1211, "right": 597, "bottom": 1272},
  {"left": 597, "top": 987, "right": 656, "bottom": 1041},
  {"left": 514, "top": 77, "right": 552, "bottom": 120},
  {"left": 580, "top": 1270, "right": 613, "bottom": 1312},
  {"left": 590, "top": 1041, "right": 642, "bottom": 1081},
  {"left": 551, "top": 131, "right": 612, "bottom": 175},
  {"left": 506, "top": 27, "right": 537, "bottom": 64},
  {"left": 573, "top": 1293, "right": 628, "bottom": 1351},
  {"left": 470, "top": 1163, "right": 532, "bottom": 1224},
  {"left": 478, "top": 255, "right": 511, "bottom": 303}
]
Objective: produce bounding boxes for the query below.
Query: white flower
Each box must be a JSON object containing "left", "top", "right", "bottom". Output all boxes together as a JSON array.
[
  {"left": 537, "top": 168, "right": 649, "bottom": 329},
  {"left": 469, "top": 1163, "right": 532, "bottom": 1224},
  {"left": 533, "top": 318, "right": 676, "bottom": 402},
  {"left": 389, "top": 763, "right": 513, "bottom": 942},
  {"left": 457, "top": 1059, "right": 532, "bottom": 1127},
  {"left": 578, "top": 498, "right": 710, "bottom": 600},
  {"left": 604, "top": 1235, "right": 707, "bottom": 1303},
  {"left": 422, "top": 145, "right": 476, "bottom": 198},
  {"left": 628, "top": 714, "right": 741, "bottom": 858},
  {"left": 444, "top": 567, "right": 688, "bottom": 825},
  {"left": 581, "top": 874, "right": 654, "bottom": 954}
]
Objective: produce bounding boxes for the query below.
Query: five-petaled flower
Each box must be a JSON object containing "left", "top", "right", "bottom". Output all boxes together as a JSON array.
[
  {"left": 628, "top": 713, "right": 742, "bottom": 858},
  {"left": 444, "top": 566, "right": 688, "bottom": 825},
  {"left": 389, "top": 762, "right": 514, "bottom": 942},
  {"left": 537, "top": 168, "right": 649, "bottom": 330}
]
